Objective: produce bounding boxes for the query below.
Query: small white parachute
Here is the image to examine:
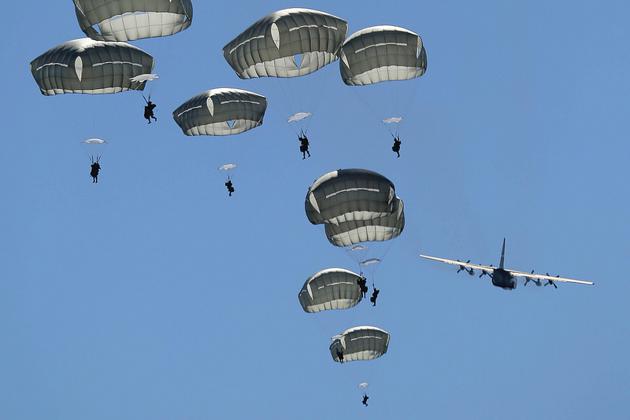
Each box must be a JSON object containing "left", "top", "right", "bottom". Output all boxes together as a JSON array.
[
  {"left": 351, "top": 245, "right": 368, "bottom": 251},
  {"left": 288, "top": 112, "right": 312, "bottom": 123},
  {"left": 218, "top": 163, "right": 237, "bottom": 171},
  {"left": 130, "top": 73, "right": 159, "bottom": 83},
  {"left": 82, "top": 138, "right": 107, "bottom": 145},
  {"left": 360, "top": 258, "right": 381, "bottom": 266},
  {"left": 383, "top": 117, "right": 403, "bottom": 124},
  {"left": 358, "top": 382, "right": 369, "bottom": 390}
]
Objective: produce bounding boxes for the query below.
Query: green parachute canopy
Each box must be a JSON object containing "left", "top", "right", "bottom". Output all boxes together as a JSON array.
[
  {"left": 30, "top": 38, "right": 154, "bottom": 95},
  {"left": 305, "top": 169, "right": 405, "bottom": 247},
  {"left": 339, "top": 25, "right": 427, "bottom": 86},
  {"left": 223, "top": 8, "right": 347, "bottom": 79},
  {"left": 73, "top": 0, "right": 193, "bottom": 42},
  {"left": 330, "top": 326, "right": 390, "bottom": 363},
  {"left": 298, "top": 268, "right": 364, "bottom": 313},
  {"left": 173, "top": 88, "right": 267, "bottom": 136}
]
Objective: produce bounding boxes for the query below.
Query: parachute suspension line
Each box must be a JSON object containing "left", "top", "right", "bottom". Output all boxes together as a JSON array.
[
  {"left": 299, "top": 66, "right": 336, "bottom": 132},
  {"left": 180, "top": 0, "right": 191, "bottom": 21},
  {"left": 345, "top": 244, "right": 369, "bottom": 268},
  {"left": 393, "top": 79, "right": 421, "bottom": 129},
  {"left": 366, "top": 238, "right": 397, "bottom": 285},
  {"left": 302, "top": 113, "right": 314, "bottom": 135},
  {"left": 277, "top": 78, "right": 312, "bottom": 138},
  {"left": 377, "top": 239, "right": 396, "bottom": 264},
  {"left": 89, "top": 97, "right": 96, "bottom": 134},
  {"left": 348, "top": 86, "right": 398, "bottom": 143},
  {"left": 275, "top": 78, "right": 299, "bottom": 121},
  {"left": 284, "top": 68, "right": 336, "bottom": 136},
  {"left": 349, "top": 87, "right": 381, "bottom": 125}
]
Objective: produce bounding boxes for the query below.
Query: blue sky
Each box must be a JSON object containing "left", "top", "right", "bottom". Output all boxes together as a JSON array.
[{"left": 2, "top": 1, "right": 629, "bottom": 419}]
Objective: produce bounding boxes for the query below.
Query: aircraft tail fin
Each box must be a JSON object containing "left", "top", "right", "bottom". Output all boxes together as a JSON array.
[{"left": 499, "top": 238, "right": 506, "bottom": 269}]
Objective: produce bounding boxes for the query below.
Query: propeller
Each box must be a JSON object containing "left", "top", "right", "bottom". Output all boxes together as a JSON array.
[
  {"left": 456, "top": 259, "right": 470, "bottom": 273},
  {"left": 544, "top": 273, "right": 558, "bottom": 289},
  {"left": 524, "top": 270, "right": 534, "bottom": 286}
]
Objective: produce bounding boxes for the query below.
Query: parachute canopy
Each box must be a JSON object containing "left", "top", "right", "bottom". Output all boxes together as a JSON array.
[
  {"left": 324, "top": 200, "right": 405, "bottom": 247},
  {"left": 288, "top": 112, "right": 312, "bottom": 123},
  {"left": 383, "top": 117, "right": 403, "bottom": 124},
  {"left": 74, "top": 0, "right": 193, "bottom": 42},
  {"left": 173, "top": 88, "right": 267, "bottom": 136},
  {"left": 30, "top": 38, "right": 154, "bottom": 96},
  {"left": 360, "top": 258, "right": 381, "bottom": 266},
  {"left": 305, "top": 169, "right": 405, "bottom": 246},
  {"left": 358, "top": 382, "right": 369, "bottom": 390},
  {"left": 130, "top": 73, "right": 159, "bottom": 83},
  {"left": 298, "top": 268, "right": 363, "bottom": 313},
  {"left": 306, "top": 169, "right": 397, "bottom": 225},
  {"left": 223, "top": 8, "right": 348, "bottom": 79},
  {"left": 330, "top": 326, "right": 390, "bottom": 363},
  {"left": 82, "top": 138, "right": 107, "bottom": 144},
  {"left": 339, "top": 26, "right": 427, "bottom": 86},
  {"left": 218, "top": 163, "right": 237, "bottom": 171}
]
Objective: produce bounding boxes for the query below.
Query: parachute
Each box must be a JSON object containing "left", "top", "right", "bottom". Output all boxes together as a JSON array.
[
  {"left": 81, "top": 137, "right": 107, "bottom": 169},
  {"left": 223, "top": 8, "right": 348, "bottom": 79},
  {"left": 218, "top": 163, "right": 237, "bottom": 172},
  {"left": 358, "top": 382, "right": 369, "bottom": 390},
  {"left": 288, "top": 111, "right": 313, "bottom": 138},
  {"left": 298, "top": 268, "right": 363, "bottom": 313},
  {"left": 172, "top": 88, "right": 267, "bottom": 136},
  {"left": 323, "top": 200, "right": 405, "bottom": 247},
  {"left": 339, "top": 26, "right": 427, "bottom": 141},
  {"left": 305, "top": 169, "right": 405, "bottom": 246},
  {"left": 382, "top": 117, "right": 403, "bottom": 137},
  {"left": 360, "top": 258, "right": 381, "bottom": 267},
  {"left": 82, "top": 138, "right": 107, "bottom": 145},
  {"left": 73, "top": 0, "right": 193, "bottom": 42},
  {"left": 339, "top": 26, "right": 427, "bottom": 86},
  {"left": 305, "top": 169, "right": 398, "bottom": 225},
  {"left": 130, "top": 74, "right": 159, "bottom": 83},
  {"left": 30, "top": 38, "right": 154, "bottom": 96},
  {"left": 82, "top": 137, "right": 108, "bottom": 158},
  {"left": 330, "top": 326, "right": 390, "bottom": 363},
  {"left": 288, "top": 112, "right": 312, "bottom": 123}
]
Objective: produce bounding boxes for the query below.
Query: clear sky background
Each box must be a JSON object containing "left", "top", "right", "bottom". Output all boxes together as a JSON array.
[{"left": 1, "top": 1, "right": 629, "bottom": 419}]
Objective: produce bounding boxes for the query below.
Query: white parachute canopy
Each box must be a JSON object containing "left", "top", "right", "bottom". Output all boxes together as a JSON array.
[
  {"left": 358, "top": 382, "right": 369, "bottom": 390},
  {"left": 82, "top": 138, "right": 107, "bottom": 145},
  {"left": 383, "top": 117, "right": 403, "bottom": 124},
  {"left": 130, "top": 73, "right": 159, "bottom": 83},
  {"left": 351, "top": 245, "right": 368, "bottom": 251},
  {"left": 288, "top": 112, "right": 312, "bottom": 123},
  {"left": 360, "top": 258, "right": 381, "bottom": 266},
  {"left": 218, "top": 163, "right": 237, "bottom": 171}
]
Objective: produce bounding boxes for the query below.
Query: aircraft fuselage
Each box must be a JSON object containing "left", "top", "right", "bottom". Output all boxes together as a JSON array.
[{"left": 491, "top": 268, "right": 517, "bottom": 290}]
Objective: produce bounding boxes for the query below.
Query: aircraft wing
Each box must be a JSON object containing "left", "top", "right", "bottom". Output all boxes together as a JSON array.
[
  {"left": 507, "top": 269, "right": 594, "bottom": 285},
  {"left": 419, "top": 255, "right": 495, "bottom": 273}
]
